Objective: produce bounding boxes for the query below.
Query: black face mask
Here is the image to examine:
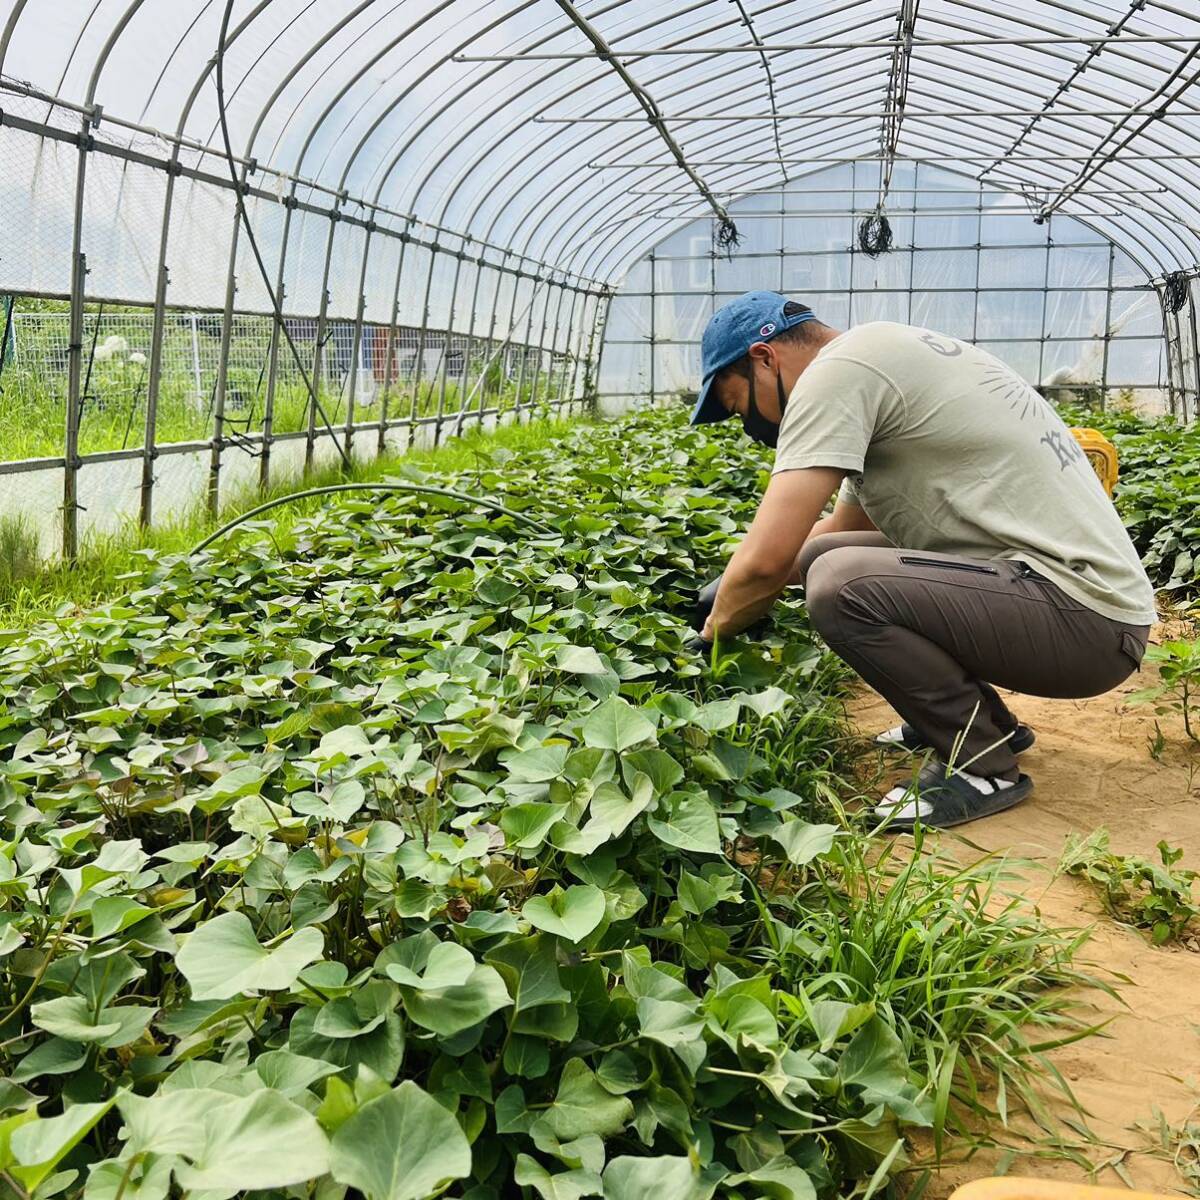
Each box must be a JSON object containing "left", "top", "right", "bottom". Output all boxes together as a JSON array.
[{"left": 741, "top": 368, "right": 790, "bottom": 448}]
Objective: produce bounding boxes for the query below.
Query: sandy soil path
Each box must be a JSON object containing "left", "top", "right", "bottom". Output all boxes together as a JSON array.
[{"left": 846, "top": 645, "right": 1199, "bottom": 1195}]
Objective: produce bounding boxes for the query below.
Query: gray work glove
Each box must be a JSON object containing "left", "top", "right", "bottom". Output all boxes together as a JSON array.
[
  {"left": 692, "top": 574, "right": 723, "bottom": 632},
  {"left": 691, "top": 572, "right": 773, "bottom": 643}
]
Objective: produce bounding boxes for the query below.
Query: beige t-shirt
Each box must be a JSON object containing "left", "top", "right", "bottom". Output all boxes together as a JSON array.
[{"left": 773, "top": 322, "right": 1156, "bottom": 626}]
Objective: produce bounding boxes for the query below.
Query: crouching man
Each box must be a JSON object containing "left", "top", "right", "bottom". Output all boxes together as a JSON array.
[{"left": 691, "top": 291, "right": 1154, "bottom": 831}]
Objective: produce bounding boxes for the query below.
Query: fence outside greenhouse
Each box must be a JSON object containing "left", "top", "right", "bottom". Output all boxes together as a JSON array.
[{"left": 0, "top": 86, "right": 610, "bottom": 558}]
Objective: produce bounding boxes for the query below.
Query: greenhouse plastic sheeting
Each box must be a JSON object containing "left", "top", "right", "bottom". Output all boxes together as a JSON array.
[{"left": 1, "top": 1, "right": 1199, "bottom": 290}]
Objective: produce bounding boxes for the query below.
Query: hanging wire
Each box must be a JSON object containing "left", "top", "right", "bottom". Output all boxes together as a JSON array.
[
  {"left": 1164, "top": 271, "right": 1191, "bottom": 313},
  {"left": 981, "top": 0, "right": 1149, "bottom": 182},
  {"left": 858, "top": 0, "right": 920, "bottom": 258},
  {"left": 551, "top": 0, "right": 739, "bottom": 252},
  {"left": 215, "top": 0, "right": 352, "bottom": 471},
  {"left": 1038, "top": 39, "right": 1200, "bottom": 221}
]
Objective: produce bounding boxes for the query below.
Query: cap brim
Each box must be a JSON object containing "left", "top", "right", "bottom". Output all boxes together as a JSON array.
[{"left": 690, "top": 375, "right": 732, "bottom": 425}]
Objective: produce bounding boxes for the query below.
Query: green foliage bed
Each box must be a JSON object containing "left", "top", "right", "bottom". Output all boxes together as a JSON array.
[
  {"left": 0, "top": 410, "right": 1096, "bottom": 1199},
  {"left": 1060, "top": 403, "right": 1200, "bottom": 595}
]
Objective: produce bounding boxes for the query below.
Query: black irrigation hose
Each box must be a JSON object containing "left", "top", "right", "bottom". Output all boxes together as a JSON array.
[
  {"left": 190, "top": 482, "right": 555, "bottom": 555},
  {"left": 1163, "top": 271, "right": 1191, "bottom": 314},
  {"left": 857, "top": 212, "right": 894, "bottom": 258}
]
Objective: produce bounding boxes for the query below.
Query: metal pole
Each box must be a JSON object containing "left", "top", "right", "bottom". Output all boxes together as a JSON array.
[
  {"left": 972, "top": 183, "right": 982, "bottom": 344},
  {"left": 260, "top": 193, "right": 295, "bottom": 492},
  {"left": 566, "top": 290, "right": 597, "bottom": 416},
  {"left": 648, "top": 252, "right": 656, "bottom": 406},
  {"left": 529, "top": 275, "right": 566, "bottom": 413},
  {"left": 63, "top": 104, "right": 94, "bottom": 561},
  {"left": 1037, "top": 221, "right": 1052, "bottom": 387},
  {"left": 378, "top": 220, "right": 413, "bottom": 456},
  {"left": 1101, "top": 242, "right": 1115, "bottom": 407},
  {"left": 1187, "top": 288, "right": 1200, "bottom": 424},
  {"left": 499, "top": 255, "right": 523, "bottom": 417},
  {"left": 1163, "top": 302, "right": 1182, "bottom": 418},
  {"left": 141, "top": 145, "right": 184, "bottom": 528},
  {"left": 511, "top": 270, "right": 542, "bottom": 419},
  {"left": 525, "top": 276, "right": 556, "bottom": 416},
  {"left": 190, "top": 315, "right": 202, "bottom": 400},
  {"left": 474, "top": 250, "right": 513, "bottom": 430},
  {"left": 587, "top": 291, "right": 612, "bottom": 414},
  {"left": 554, "top": 285, "right": 582, "bottom": 412},
  {"left": 344, "top": 216, "right": 375, "bottom": 463},
  {"left": 410, "top": 233, "right": 439, "bottom": 444},
  {"left": 63, "top": 254, "right": 87, "bottom": 561},
  {"left": 209, "top": 159, "right": 250, "bottom": 520},
  {"left": 451, "top": 254, "right": 487, "bottom": 437},
  {"left": 433, "top": 245, "right": 467, "bottom": 444},
  {"left": 308, "top": 193, "right": 346, "bottom": 472}
]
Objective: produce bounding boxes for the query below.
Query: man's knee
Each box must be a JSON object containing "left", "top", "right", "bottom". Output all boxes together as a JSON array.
[
  {"left": 796, "top": 533, "right": 850, "bottom": 588},
  {"left": 805, "top": 548, "right": 862, "bottom": 636}
]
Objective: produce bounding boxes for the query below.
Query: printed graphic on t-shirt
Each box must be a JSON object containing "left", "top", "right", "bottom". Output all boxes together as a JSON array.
[{"left": 976, "top": 355, "right": 1046, "bottom": 423}]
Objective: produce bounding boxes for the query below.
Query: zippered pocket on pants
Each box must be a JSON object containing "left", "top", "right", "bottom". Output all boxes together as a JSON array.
[{"left": 898, "top": 556, "right": 1000, "bottom": 575}]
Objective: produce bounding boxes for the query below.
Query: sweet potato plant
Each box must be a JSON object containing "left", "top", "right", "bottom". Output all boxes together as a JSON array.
[{"left": 0, "top": 411, "right": 1094, "bottom": 1199}]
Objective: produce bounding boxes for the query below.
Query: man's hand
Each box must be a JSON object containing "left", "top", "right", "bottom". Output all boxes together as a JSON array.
[{"left": 705, "top": 467, "right": 845, "bottom": 640}]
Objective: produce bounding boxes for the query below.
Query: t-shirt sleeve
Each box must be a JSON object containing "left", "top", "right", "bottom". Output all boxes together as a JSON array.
[{"left": 772, "top": 355, "right": 899, "bottom": 477}]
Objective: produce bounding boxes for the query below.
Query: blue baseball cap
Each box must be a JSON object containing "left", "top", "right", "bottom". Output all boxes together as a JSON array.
[{"left": 690, "top": 292, "right": 818, "bottom": 425}]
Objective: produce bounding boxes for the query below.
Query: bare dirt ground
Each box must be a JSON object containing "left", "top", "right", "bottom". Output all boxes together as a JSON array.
[{"left": 847, "top": 634, "right": 1200, "bottom": 1195}]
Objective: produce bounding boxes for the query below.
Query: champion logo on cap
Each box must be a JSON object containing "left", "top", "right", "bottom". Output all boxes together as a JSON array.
[{"left": 759, "top": 322, "right": 776, "bottom": 337}]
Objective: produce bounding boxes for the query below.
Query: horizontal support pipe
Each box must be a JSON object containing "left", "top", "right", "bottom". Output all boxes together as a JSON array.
[
  {"left": 637, "top": 241, "right": 1145, "bottom": 259},
  {"left": 616, "top": 284, "right": 1154, "bottom": 296},
  {"left": 629, "top": 186, "right": 1163, "bottom": 196},
  {"left": 588, "top": 153, "right": 1200, "bottom": 166},
  {"left": 635, "top": 207, "right": 1127, "bottom": 218},
  {"left": 540, "top": 110, "right": 1200, "bottom": 122},
  {"left": 454, "top": 35, "right": 1200, "bottom": 60}
]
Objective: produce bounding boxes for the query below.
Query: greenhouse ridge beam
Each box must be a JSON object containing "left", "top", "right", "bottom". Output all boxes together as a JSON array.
[{"left": 550, "top": 0, "right": 738, "bottom": 236}]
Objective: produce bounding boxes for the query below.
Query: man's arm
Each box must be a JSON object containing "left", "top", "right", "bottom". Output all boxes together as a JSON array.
[
  {"left": 790, "top": 498, "right": 877, "bottom": 582},
  {"left": 806, "top": 498, "right": 878, "bottom": 544},
  {"left": 702, "top": 467, "right": 844, "bottom": 641}
]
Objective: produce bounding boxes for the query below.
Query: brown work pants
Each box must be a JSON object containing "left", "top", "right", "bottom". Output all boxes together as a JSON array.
[{"left": 797, "top": 533, "right": 1151, "bottom": 779}]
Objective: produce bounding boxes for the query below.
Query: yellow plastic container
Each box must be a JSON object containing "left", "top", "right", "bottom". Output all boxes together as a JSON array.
[
  {"left": 1069, "top": 427, "right": 1119, "bottom": 497},
  {"left": 952, "top": 1179, "right": 1168, "bottom": 1200}
]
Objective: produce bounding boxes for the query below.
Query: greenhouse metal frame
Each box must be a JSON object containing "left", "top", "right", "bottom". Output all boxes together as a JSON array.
[{"left": 1, "top": 0, "right": 1199, "bottom": 559}]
